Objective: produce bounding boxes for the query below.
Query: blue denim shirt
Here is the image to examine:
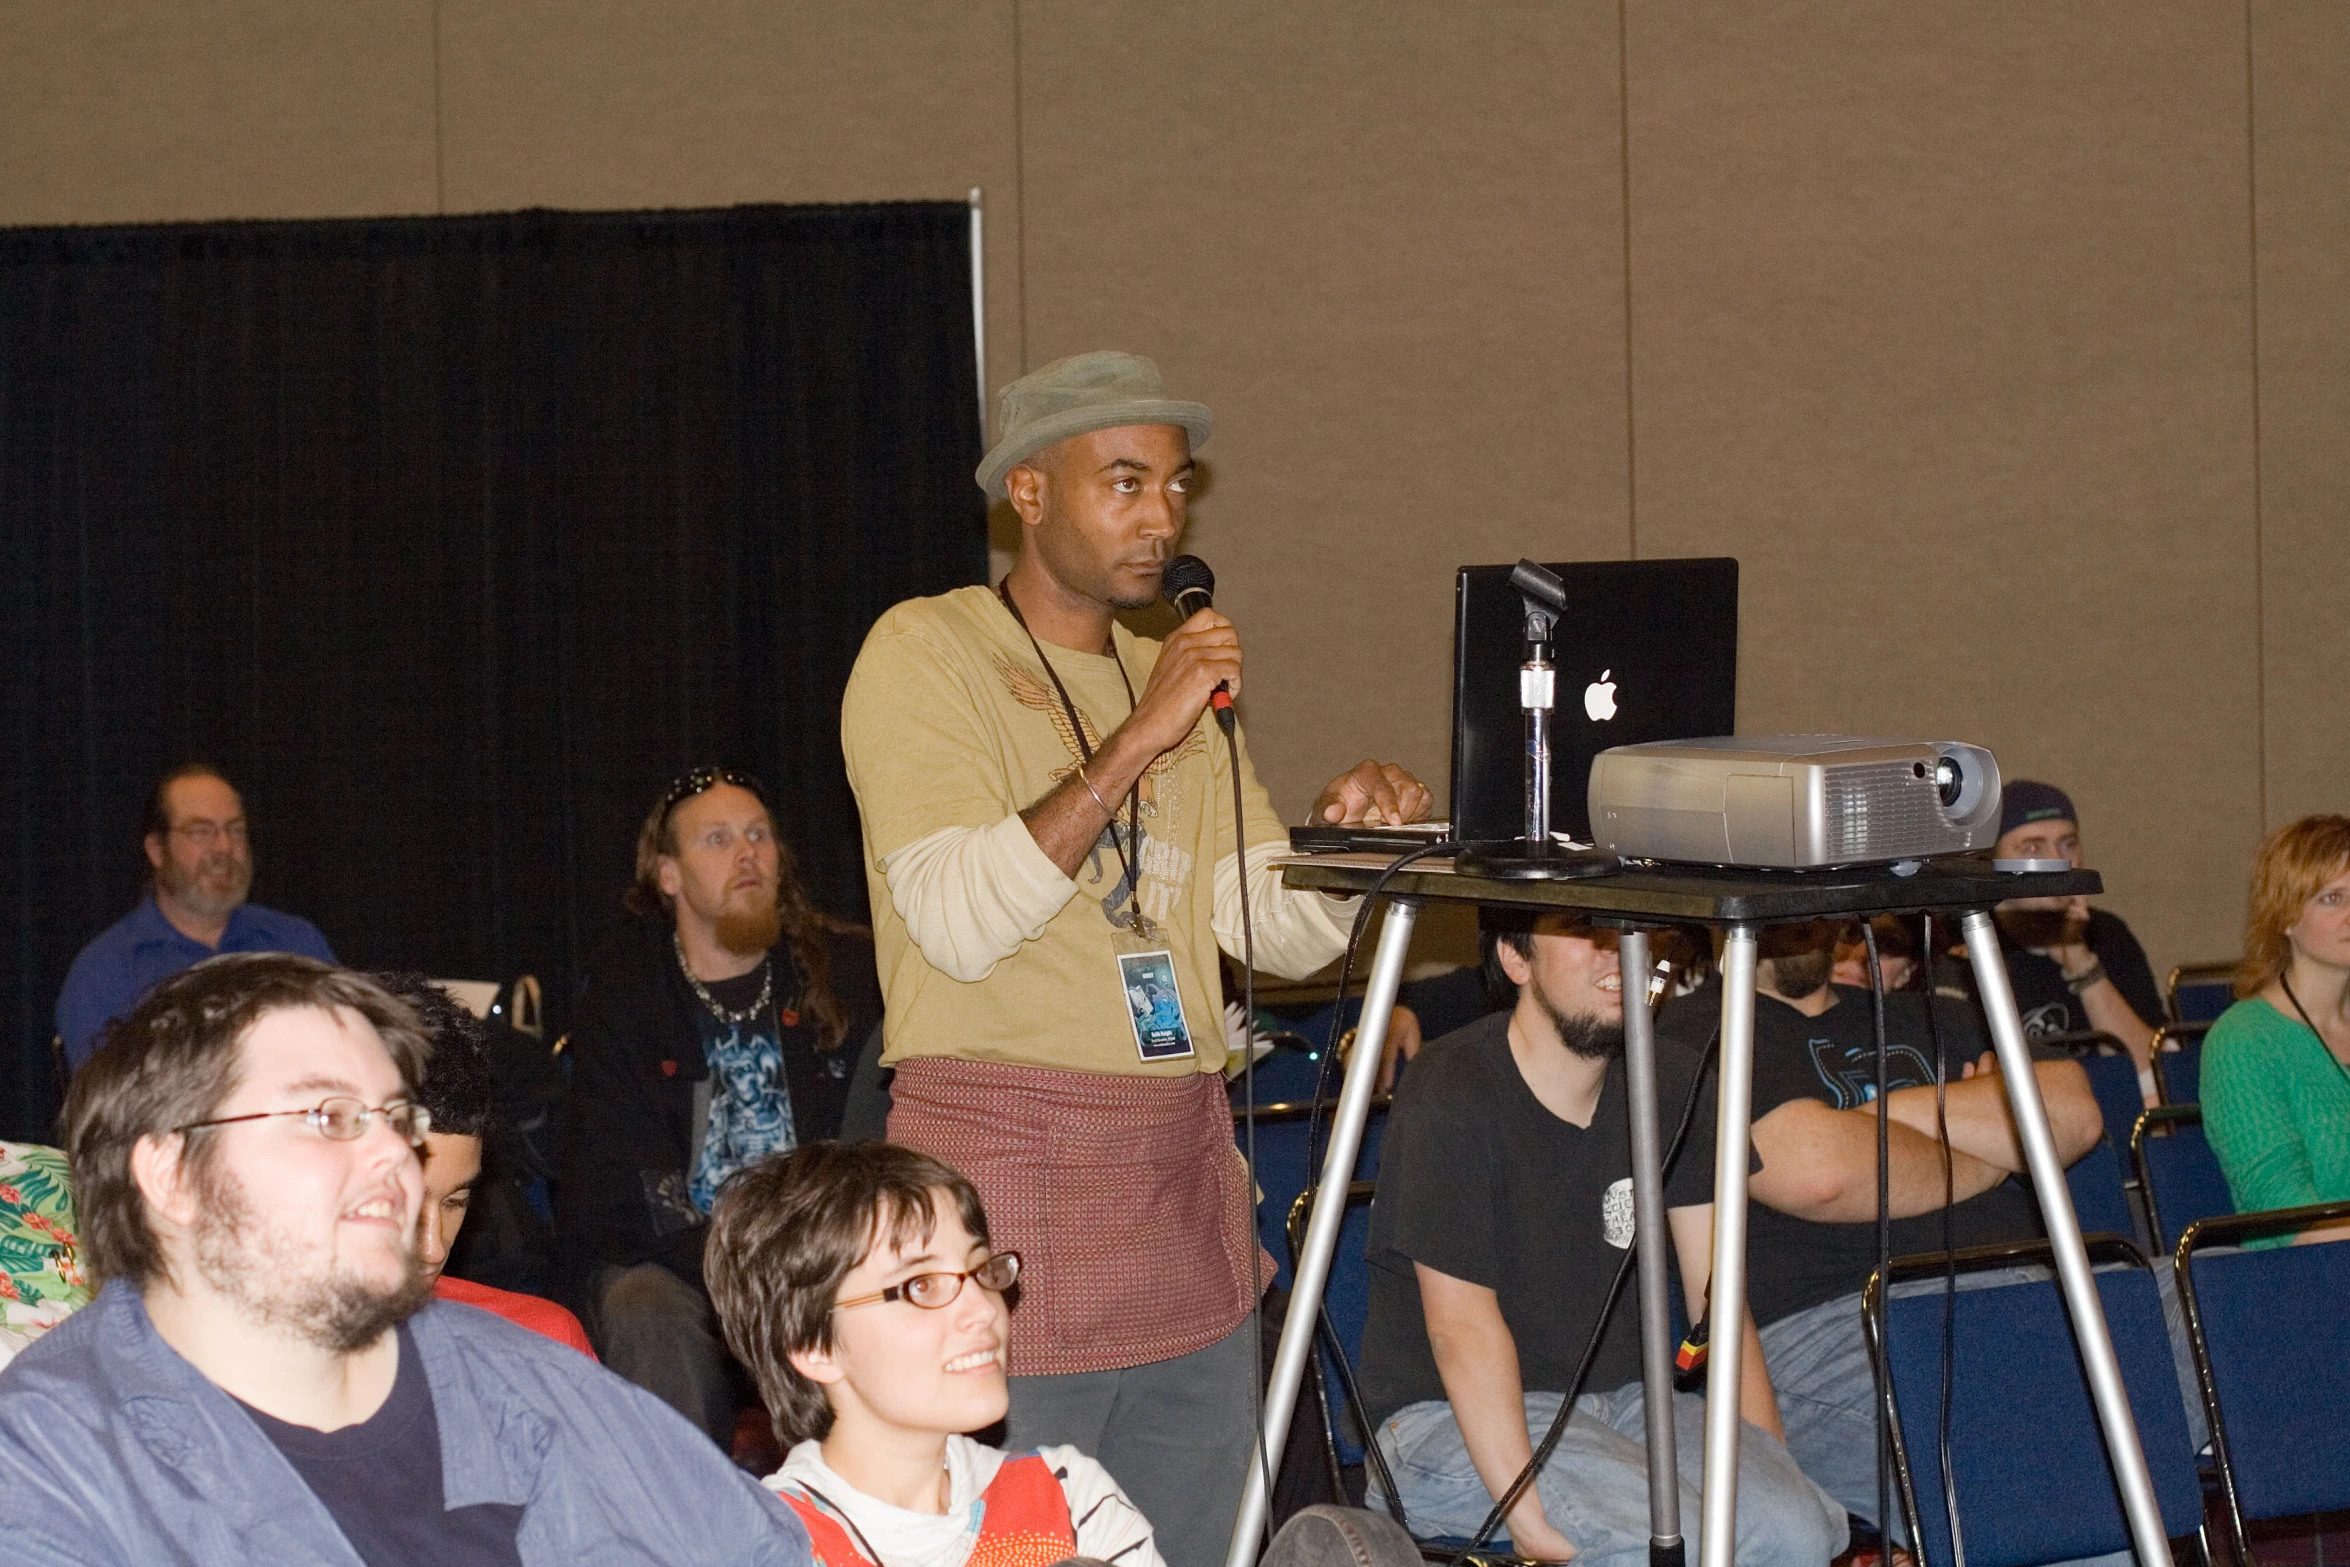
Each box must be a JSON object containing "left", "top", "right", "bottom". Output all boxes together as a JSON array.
[
  {"left": 55, "top": 894, "right": 336, "bottom": 1068},
  {"left": 0, "top": 1280, "right": 812, "bottom": 1567}
]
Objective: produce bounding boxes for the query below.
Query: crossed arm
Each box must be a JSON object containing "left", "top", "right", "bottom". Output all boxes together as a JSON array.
[
  {"left": 1414, "top": 1205, "right": 1780, "bottom": 1563},
  {"left": 1748, "top": 1058, "right": 2102, "bottom": 1225}
]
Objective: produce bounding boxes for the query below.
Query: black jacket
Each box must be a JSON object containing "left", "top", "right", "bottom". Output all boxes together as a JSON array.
[{"left": 552, "top": 915, "right": 881, "bottom": 1295}]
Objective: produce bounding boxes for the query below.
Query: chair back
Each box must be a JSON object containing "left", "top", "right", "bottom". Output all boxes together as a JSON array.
[
  {"left": 2176, "top": 1202, "right": 2350, "bottom": 1561},
  {"left": 2133, "top": 1105, "right": 2235, "bottom": 1253},
  {"left": 1237, "top": 1031, "right": 1337, "bottom": 1102},
  {"left": 2070, "top": 1047, "right": 2149, "bottom": 1155},
  {"left": 2062, "top": 1136, "right": 2138, "bottom": 1246},
  {"left": 2165, "top": 963, "right": 2237, "bottom": 1024},
  {"left": 1240, "top": 1102, "right": 1386, "bottom": 1289},
  {"left": 1867, "top": 1240, "right": 2206, "bottom": 1567},
  {"left": 2150, "top": 1021, "right": 2210, "bottom": 1106}
]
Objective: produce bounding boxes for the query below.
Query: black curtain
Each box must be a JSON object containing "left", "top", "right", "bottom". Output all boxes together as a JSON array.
[{"left": 1, "top": 202, "right": 987, "bottom": 1139}]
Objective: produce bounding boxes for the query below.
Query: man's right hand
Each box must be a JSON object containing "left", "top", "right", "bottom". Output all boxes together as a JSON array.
[{"left": 1120, "top": 608, "right": 1242, "bottom": 757}]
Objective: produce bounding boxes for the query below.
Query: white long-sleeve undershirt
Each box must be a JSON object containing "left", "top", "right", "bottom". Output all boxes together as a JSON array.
[{"left": 878, "top": 817, "right": 1350, "bottom": 985}]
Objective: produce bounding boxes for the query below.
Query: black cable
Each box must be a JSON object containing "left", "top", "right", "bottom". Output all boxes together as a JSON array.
[
  {"left": 1919, "top": 913, "right": 1965, "bottom": 1567},
  {"left": 1443, "top": 1020, "right": 1723, "bottom": 1567},
  {"left": 1283, "top": 838, "right": 1457, "bottom": 1528},
  {"left": 1863, "top": 920, "right": 1894, "bottom": 1557},
  {"left": 1226, "top": 721, "right": 1279, "bottom": 1519},
  {"left": 1299, "top": 842, "right": 1457, "bottom": 1194}
]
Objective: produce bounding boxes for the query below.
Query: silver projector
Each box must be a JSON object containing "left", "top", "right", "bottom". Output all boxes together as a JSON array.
[{"left": 1587, "top": 736, "right": 2003, "bottom": 868}]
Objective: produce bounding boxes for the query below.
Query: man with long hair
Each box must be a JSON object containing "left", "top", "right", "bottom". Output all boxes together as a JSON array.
[
  {"left": 1, "top": 953, "right": 808, "bottom": 1566},
  {"left": 554, "top": 768, "right": 881, "bottom": 1446}
]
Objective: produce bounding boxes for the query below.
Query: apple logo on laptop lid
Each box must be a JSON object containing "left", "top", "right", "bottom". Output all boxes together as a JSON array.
[{"left": 1583, "top": 670, "right": 1617, "bottom": 722}]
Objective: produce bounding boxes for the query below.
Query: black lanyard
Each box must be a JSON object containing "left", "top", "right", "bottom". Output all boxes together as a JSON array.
[
  {"left": 997, "top": 579, "right": 1144, "bottom": 908},
  {"left": 2279, "top": 974, "right": 2350, "bottom": 1085}
]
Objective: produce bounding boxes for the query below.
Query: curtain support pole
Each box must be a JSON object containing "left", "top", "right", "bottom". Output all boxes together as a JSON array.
[{"left": 968, "top": 189, "right": 987, "bottom": 440}]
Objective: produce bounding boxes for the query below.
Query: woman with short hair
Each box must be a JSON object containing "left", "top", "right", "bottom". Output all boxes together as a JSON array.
[{"left": 2202, "top": 814, "right": 2350, "bottom": 1245}]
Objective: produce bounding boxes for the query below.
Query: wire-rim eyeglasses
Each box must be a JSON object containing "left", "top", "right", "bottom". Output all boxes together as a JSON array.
[{"left": 175, "top": 1096, "right": 432, "bottom": 1147}]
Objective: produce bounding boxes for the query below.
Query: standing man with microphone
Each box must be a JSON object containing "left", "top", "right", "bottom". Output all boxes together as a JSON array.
[{"left": 841, "top": 351, "right": 1431, "bottom": 1567}]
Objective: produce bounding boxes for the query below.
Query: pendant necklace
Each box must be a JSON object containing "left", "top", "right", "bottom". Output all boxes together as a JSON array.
[{"left": 997, "top": 579, "right": 1153, "bottom": 939}]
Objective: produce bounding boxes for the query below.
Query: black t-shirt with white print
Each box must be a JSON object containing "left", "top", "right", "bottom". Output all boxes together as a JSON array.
[
  {"left": 1661, "top": 984, "right": 2045, "bottom": 1329},
  {"left": 1359, "top": 1011, "right": 1720, "bottom": 1430}
]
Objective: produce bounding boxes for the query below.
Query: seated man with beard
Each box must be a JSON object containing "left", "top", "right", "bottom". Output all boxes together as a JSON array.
[
  {"left": 555, "top": 768, "right": 881, "bottom": 1446},
  {"left": 0, "top": 953, "right": 807, "bottom": 1566},
  {"left": 1358, "top": 909, "right": 1843, "bottom": 1567},
  {"left": 56, "top": 763, "right": 335, "bottom": 1071}
]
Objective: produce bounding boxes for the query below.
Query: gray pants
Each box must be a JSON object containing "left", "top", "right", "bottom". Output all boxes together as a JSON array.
[
  {"left": 590, "top": 1262, "right": 735, "bottom": 1449},
  {"left": 1006, "top": 1314, "right": 1258, "bottom": 1567}
]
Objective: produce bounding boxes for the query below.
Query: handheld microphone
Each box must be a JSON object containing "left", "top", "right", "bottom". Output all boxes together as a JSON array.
[{"left": 1161, "top": 554, "right": 1236, "bottom": 735}]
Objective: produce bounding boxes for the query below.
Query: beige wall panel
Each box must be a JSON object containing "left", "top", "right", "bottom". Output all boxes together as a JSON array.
[
  {"left": 1626, "top": 3, "right": 2261, "bottom": 979},
  {"left": 1015, "top": 1, "right": 1632, "bottom": 819},
  {"left": 437, "top": 1, "right": 1023, "bottom": 414},
  {"left": 0, "top": 1, "right": 438, "bottom": 225},
  {"left": 2252, "top": 2, "right": 2350, "bottom": 837}
]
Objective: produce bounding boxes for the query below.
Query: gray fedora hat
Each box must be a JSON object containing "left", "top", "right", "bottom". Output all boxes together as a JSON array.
[{"left": 975, "top": 350, "right": 1213, "bottom": 498}]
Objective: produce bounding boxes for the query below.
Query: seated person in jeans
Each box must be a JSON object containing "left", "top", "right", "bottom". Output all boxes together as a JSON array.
[
  {"left": 1659, "top": 921, "right": 2107, "bottom": 1535},
  {"left": 2, "top": 953, "right": 805, "bottom": 1566},
  {"left": 371, "top": 971, "right": 596, "bottom": 1353},
  {"left": 704, "top": 1140, "right": 1164, "bottom": 1567},
  {"left": 1359, "top": 909, "right": 1844, "bottom": 1567},
  {"left": 2203, "top": 814, "right": 2350, "bottom": 1244}
]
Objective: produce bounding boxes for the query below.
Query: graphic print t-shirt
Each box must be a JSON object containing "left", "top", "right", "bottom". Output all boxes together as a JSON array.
[
  {"left": 1667, "top": 985, "right": 2044, "bottom": 1327},
  {"left": 688, "top": 964, "right": 793, "bottom": 1212},
  {"left": 1358, "top": 1011, "right": 1721, "bottom": 1427}
]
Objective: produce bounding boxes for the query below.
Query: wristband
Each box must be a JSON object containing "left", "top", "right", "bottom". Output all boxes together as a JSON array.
[{"left": 2064, "top": 961, "right": 2106, "bottom": 996}]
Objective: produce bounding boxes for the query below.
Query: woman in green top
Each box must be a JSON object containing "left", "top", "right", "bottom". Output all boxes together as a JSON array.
[{"left": 2203, "top": 814, "right": 2350, "bottom": 1246}]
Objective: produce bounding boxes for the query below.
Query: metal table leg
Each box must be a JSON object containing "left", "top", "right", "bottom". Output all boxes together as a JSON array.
[
  {"left": 1619, "top": 929, "right": 1686, "bottom": 1567},
  {"left": 1698, "top": 925, "right": 1759, "bottom": 1567},
  {"left": 1226, "top": 897, "right": 1423, "bottom": 1567},
  {"left": 1959, "top": 910, "right": 2170, "bottom": 1564}
]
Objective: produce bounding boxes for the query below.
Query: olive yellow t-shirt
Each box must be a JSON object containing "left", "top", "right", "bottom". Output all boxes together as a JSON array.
[{"left": 842, "top": 585, "right": 1338, "bottom": 1077}]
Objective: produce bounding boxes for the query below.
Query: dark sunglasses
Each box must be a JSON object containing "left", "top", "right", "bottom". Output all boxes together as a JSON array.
[{"left": 660, "top": 767, "right": 770, "bottom": 819}]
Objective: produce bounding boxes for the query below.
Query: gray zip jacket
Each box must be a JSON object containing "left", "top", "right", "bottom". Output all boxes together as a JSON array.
[{"left": 0, "top": 1279, "right": 812, "bottom": 1566}]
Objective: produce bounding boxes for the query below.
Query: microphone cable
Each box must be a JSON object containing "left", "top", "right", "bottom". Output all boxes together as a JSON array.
[
  {"left": 1220, "top": 704, "right": 1281, "bottom": 1521},
  {"left": 1294, "top": 838, "right": 1458, "bottom": 1527}
]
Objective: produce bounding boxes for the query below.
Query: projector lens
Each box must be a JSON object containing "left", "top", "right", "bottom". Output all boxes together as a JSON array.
[{"left": 1935, "top": 756, "right": 1963, "bottom": 807}]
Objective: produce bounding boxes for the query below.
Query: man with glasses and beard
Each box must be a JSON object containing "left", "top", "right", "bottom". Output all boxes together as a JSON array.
[
  {"left": 554, "top": 769, "right": 881, "bottom": 1447},
  {"left": 1357, "top": 909, "right": 1843, "bottom": 1567},
  {"left": 0, "top": 953, "right": 809, "bottom": 1567},
  {"left": 56, "top": 763, "right": 335, "bottom": 1071}
]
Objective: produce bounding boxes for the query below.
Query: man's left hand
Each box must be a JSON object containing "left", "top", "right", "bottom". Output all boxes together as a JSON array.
[{"left": 1312, "top": 760, "right": 1434, "bottom": 826}]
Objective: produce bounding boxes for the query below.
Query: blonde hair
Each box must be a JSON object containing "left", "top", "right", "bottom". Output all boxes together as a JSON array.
[{"left": 2236, "top": 814, "right": 2350, "bottom": 998}]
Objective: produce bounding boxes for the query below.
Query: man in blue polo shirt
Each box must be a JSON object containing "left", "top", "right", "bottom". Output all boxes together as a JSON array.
[{"left": 56, "top": 764, "right": 334, "bottom": 1070}]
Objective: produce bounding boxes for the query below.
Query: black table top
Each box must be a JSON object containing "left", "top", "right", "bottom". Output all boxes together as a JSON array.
[{"left": 1276, "top": 851, "right": 2101, "bottom": 925}]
